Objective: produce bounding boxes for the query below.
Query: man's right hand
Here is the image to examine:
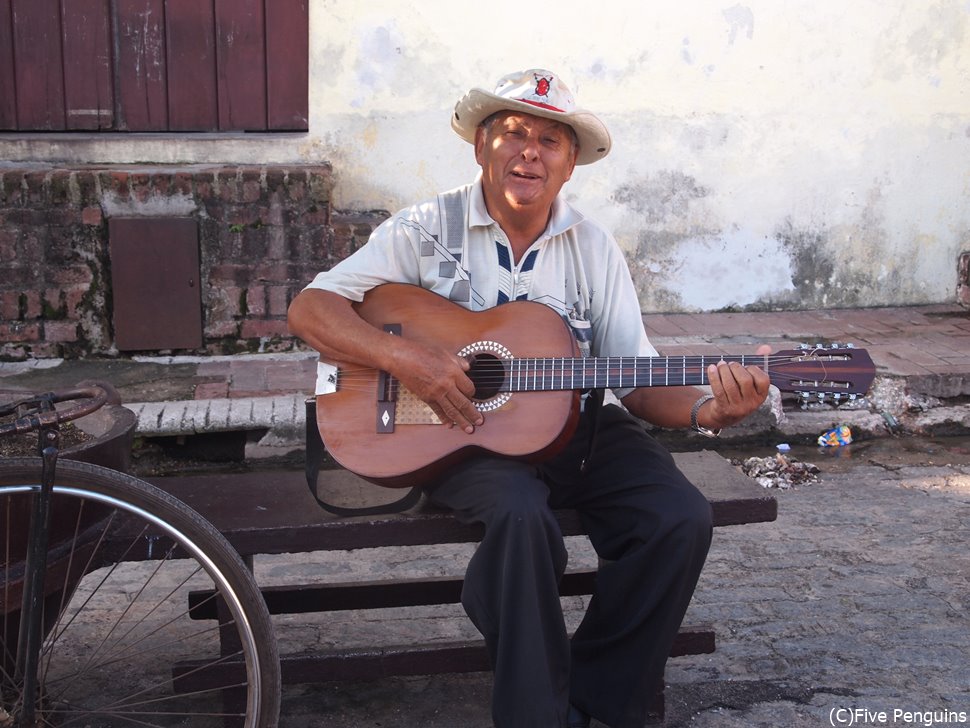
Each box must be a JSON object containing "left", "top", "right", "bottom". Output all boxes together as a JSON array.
[
  {"left": 289, "top": 288, "right": 484, "bottom": 433},
  {"left": 388, "top": 337, "right": 484, "bottom": 434}
]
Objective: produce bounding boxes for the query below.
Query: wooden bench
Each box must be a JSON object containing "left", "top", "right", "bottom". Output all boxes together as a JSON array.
[{"left": 146, "top": 446, "right": 776, "bottom": 722}]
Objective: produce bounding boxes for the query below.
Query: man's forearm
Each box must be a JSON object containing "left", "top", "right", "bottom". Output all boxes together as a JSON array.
[{"left": 287, "top": 288, "right": 398, "bottom": 370}]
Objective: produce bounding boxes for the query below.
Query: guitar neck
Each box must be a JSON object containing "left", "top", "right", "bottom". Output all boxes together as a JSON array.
[{"left": 504, "top": 355, "right": 764, "bottom": 392}]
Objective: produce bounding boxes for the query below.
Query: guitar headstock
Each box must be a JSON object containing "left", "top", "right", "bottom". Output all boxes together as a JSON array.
[{"left": 768, "top": 344, "right": 875, "bottom": 405}]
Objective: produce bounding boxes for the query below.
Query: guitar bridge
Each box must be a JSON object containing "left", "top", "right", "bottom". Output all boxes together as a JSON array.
[{"left": 375, "top": 323, "right": 402, "bottom": 434}]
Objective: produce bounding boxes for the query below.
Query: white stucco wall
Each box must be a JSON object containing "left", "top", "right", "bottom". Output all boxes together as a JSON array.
[{"left": 4, "top": 0, "right": 968, "bottom": 311}]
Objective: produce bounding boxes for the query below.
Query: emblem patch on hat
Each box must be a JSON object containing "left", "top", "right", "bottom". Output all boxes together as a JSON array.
[{"left": 534, "top": 73, "right": 553, "bottom": 98}]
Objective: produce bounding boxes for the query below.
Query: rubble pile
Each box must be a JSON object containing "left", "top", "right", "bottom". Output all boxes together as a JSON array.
[{"left": 735, "top": 453, "right": 822, "bottom": 489}]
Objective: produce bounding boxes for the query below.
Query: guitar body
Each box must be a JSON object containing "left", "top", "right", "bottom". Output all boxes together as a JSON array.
[{"left": 316, "top": 284, "right": 582, "bottom": 488}]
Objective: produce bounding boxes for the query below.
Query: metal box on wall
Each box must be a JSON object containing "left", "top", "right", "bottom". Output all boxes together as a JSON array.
[{"left": 108, "top": 217, "right": 203, "bottom": 351}]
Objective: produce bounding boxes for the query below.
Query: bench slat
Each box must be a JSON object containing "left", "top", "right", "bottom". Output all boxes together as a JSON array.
[
  {"left": 146, "top": 450, "right": 775, "bottom": 558},
  {"left": 188, "top": 569, "right": 600, "bottom": 618},
  {"left": 172, "top": 628, "right": 714, "bottom": 688}
]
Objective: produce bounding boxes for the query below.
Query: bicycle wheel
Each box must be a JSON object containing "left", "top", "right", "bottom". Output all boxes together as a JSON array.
[{"left": 0, "top": 457, "right": 280, "bottom": 727}]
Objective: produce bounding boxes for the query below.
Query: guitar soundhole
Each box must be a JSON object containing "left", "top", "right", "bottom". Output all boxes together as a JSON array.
[{"left": 468, "top": 354, "right": 507, "bottom": 401}]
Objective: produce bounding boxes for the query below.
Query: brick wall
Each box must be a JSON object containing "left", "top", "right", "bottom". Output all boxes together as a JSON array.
[{"left": 0, "top": 165, "right": 388, "bottom": 359}]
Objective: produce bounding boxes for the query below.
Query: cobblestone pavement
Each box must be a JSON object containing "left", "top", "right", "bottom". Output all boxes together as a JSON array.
[
  {"left": 3, "top": 302, "right": 969, "bottom": 726},
  {"left": 255, "top": 440, "right": 970, "bottom": 727}
]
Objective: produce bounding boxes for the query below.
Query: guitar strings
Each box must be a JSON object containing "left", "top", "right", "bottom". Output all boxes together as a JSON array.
[
  {"left": 329, "top": 356, "right": 831, "bottom": 376},
  {"left": 325, "top": 354, "right": 849, "bottom": 394}
]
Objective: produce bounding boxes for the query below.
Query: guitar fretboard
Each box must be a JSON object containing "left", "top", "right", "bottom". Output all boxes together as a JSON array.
[{"left": 503, "top": 355, "right": 765, "bottom": 392}]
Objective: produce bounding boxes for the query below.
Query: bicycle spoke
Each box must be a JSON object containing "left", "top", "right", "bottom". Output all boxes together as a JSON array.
[{"left": 0, "top": 461, "right": 280, "bottom": 726}]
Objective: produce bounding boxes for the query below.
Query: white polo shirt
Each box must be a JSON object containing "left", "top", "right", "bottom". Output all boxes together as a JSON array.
[{"left": 304, "top": 180, "right": 657, "bottom": 398}]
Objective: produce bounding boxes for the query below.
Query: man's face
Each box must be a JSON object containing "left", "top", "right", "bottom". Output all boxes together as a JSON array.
[{"left": 474, "top": 111, "right": 578, "bottom": 221}]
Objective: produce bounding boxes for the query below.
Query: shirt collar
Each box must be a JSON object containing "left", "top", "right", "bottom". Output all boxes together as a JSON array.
[{"left": 468, "top": 177, "right": 586, "bottom": 239}]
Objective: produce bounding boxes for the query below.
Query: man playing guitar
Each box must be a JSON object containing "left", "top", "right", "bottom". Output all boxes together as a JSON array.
[{"left": 289, "top": 69, "right": 770, "bottom": 728}]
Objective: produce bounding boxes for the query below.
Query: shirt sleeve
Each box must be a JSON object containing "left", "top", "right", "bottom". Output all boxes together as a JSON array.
[{"left": 303, "top": 212, "right": 424, "bottom": 396}]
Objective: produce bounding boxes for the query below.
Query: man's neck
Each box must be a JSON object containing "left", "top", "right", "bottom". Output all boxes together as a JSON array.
[{"left": 485, "top": 198, "right": 552, "bottom": 263}]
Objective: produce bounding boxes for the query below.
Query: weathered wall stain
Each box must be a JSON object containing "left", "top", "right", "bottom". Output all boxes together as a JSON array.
[
  {"left": 774, "top": 220, "right": 835, "bottom": 308},
  {"left": 613, "top": 171, "right": 710, "bottom": 229}
]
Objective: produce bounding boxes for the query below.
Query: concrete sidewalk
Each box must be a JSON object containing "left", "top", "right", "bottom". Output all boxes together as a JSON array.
[{"left": 1, "top": 303, "right": 968, "bottom": 455}]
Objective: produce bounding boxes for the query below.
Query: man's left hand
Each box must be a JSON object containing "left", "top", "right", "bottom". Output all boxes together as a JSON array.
[{"left": 701, "top": 344, "right": 772, "bottom": 429}]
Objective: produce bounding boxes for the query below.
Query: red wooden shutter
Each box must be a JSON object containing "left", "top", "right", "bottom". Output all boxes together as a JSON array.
[
  {"left": 115, "top": 0, "right": 169, "bottom": 131},
  {"left": 216, "top": 0, "right": 267, "bottom": 130},
  {"left": 62, "top": 0, "right": 114, "bottom": 130},
  {"left": 10, "top": 0, "right": 66, "bottom": 129},
  {"left": 266, "top": 0, "right": 309, "bottom": 130},
  {"left": 165, "top": 0, "right": 219, "bottom": 130},
  {"left": 0, "top": 0, "right": 308, "bottom": 132},
  {"left": 0, "top": 0, "right": 18, "bottom": 129}
]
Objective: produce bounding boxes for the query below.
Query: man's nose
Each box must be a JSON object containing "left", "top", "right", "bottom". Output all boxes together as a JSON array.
[{"left": 520, "top": 135, "right": 540, "bottom": 161}]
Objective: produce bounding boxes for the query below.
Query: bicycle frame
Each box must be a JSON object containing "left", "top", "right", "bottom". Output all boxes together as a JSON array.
[{"left": 1, "top": 386, "right": 107, "bottom": 722}]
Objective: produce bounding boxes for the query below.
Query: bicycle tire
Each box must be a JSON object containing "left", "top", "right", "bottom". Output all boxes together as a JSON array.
[{"left": 0, "top": 457, "right": 281, "bottom": 727}]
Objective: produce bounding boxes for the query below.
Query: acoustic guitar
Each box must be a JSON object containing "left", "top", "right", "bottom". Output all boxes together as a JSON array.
[{"left": 315, "top": 283, "right": 876, "bottom": 487}]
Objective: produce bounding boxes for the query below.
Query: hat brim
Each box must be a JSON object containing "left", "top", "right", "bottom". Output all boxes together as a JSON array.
[{"left": 451, "top": 88, "right": 611, "bottom": 166}]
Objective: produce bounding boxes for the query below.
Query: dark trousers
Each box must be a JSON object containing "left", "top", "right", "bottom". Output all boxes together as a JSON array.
[{"left": 426, "top": 404, "right": 714, "bottom": 728}]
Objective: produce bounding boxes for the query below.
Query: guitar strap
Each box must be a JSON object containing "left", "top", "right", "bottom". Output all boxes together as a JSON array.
[{"left": 304, "top": 397, "right": 423, "bottom": 516}]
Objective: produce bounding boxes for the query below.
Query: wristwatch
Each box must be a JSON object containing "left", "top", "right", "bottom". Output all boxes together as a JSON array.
[{"left": 690, "top": 394, "right": 721, "bottom": 438}]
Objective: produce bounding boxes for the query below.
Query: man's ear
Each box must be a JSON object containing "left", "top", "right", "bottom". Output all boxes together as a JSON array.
[
  {"left": 565, "top": 148, "right": 578, "bottom": 182},
  {"left": 474, "top": 125, "right": 487, "bottom": 166}
]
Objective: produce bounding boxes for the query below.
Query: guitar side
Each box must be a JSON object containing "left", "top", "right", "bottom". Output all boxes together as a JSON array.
[{"left": 315, "top": 284, "right": 581, "bottom": 488}]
